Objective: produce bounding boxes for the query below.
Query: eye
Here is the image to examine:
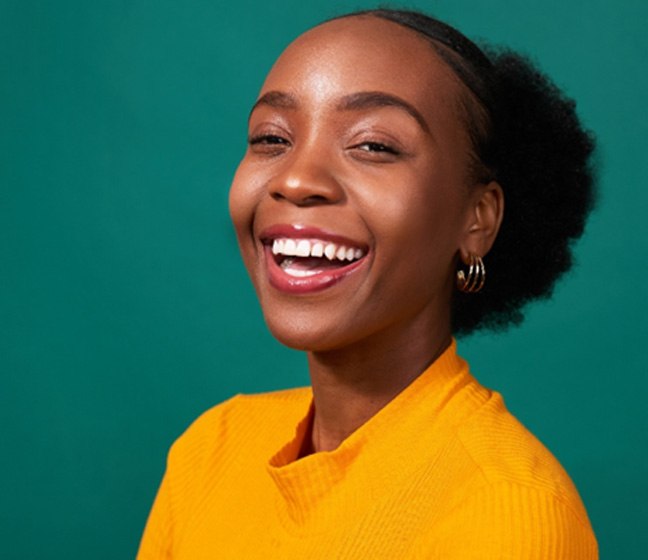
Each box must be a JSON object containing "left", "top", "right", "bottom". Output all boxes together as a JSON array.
[
  {"left": 249, "top": 134, "right": 289, "bottom": 146},
  {"left": 349, "top": 139, "right": 402, "bottom": 163},
  {"left": 355, "top": 141, "right": 399, "bottom": 155},
  {"left": 248, "top": 134, "right": 291, "bottom": 156}
]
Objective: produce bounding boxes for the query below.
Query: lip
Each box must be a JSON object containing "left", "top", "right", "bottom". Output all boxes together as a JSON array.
[{"left": 258, "top": 224, "right": 369, "bottom": 294}]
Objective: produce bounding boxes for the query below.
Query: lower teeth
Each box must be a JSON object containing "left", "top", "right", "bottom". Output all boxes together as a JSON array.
[
  {"left": 282, "top": 267, "right": 319, "bottom": 278},
  {"left": 279, "top": 256, "right": 353, "bottom": 277}
]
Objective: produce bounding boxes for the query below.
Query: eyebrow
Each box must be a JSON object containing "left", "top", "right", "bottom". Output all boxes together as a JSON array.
[
  {"left": 248, "top": 91, "right": 297, "bottom": 121},
  {"left": 336, "top": 91, "right": 429, "bottom": 133},
  {"left": 248, "top": 90, "right": 429, "bottom": 133}
]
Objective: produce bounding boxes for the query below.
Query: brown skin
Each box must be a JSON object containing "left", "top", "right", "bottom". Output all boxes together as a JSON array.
[{"left": 229, "top": 16, "right": 503, "bottom": 453}]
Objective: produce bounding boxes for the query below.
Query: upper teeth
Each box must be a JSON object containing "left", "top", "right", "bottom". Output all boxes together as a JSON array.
[{"left": 271, "top": 238, "right": 365, "bottom": 261}]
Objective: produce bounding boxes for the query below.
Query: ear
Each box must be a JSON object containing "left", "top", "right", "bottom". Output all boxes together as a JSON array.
[{"left": 459, "top": 181, "right": 504, "bottom": 263}]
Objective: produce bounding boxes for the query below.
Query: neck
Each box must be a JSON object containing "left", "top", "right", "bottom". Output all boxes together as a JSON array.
[{"left": 303, "top": 320, "right": 452, "bottom": 454}]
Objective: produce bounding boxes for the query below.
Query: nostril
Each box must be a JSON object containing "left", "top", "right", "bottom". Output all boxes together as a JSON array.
[
  {"left": 271, "top": 191, "right": 334, "bottom": 206},
  {"left": 302, "top": 195, "right": 330, "bottom": 205},
  {"left": 290, "top": 194, "right": 332, "bottom": 207}
]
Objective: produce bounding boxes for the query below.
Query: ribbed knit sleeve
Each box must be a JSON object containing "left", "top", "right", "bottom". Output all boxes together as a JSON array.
[{"left": 425, "top": 481, "right": 598, "bottom": 559}]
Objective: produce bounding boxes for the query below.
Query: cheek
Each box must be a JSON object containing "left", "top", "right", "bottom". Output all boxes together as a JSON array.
[
  {"left": 228, "top": 163, "right": 266, "bottom": 285},
  {"left": 367, "top": 171, "right": 465, "bottom": 248},
  {"left": 363, "top": 170, "right": 467, "bottom": 286},
  {"left": 228, "top": 162, "right": 258, "bottom": 239}
]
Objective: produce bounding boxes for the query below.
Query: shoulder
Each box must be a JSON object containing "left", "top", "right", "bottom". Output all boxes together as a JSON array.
[
  {"left": 429, "top": 391, "right": 598, "bottom": 557},
  {"left": 166, "top": 387, "right": 311, "bottom": 473},
  {"left": 137, "top": 388, "right": 310, "bottom": 558},
  {"left": 177, "top": 387, "right": 310, "bottom": 439},
  {"left": 456, "top": 392, "right": 585, "bottom": 508}
]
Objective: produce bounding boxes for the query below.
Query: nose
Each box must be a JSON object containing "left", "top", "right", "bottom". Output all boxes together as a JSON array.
[{"left": 268, "top": 147, "right": 344, "bottom": 206}]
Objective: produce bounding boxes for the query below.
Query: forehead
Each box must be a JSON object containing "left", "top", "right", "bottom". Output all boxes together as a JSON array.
[{"left": 260, "top": 16, "right": 465, "bottom": 115}]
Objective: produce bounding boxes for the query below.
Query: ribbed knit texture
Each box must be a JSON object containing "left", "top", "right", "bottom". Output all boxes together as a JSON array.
[{"left": 138, "top": 342, "right": 597, "bottom": 559}]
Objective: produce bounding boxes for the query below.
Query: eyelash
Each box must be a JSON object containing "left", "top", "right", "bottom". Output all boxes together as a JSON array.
[
  {"left": 249, "top": 134, "right": 290, "bottom": 146},
  {"left": 248, "top": 134, "right": 291, "bottom": 158},
  {"left": 354, "top": 141, "right": 399, "bottom": 155},
  {"left": 247, "top": 135, "right": 401, "bottom": 160}
]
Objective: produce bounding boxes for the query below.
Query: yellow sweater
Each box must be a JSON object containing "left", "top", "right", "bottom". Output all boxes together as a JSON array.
[{"left": 138, "top": 342, "right": 597, "bottom": 559}]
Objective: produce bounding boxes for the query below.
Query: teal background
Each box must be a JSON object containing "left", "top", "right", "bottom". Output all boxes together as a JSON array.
[{"left": 1, "top": 0, "right": 646, "bottom": 557}]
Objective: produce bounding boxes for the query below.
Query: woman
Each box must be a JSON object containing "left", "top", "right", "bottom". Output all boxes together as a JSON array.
[{"left": 138, "top": 8, "right": 597, "bottom": 558}]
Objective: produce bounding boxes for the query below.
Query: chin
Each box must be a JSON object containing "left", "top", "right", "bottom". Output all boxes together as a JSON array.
[
  {"left": 261, "top": 304, "right": 360, "bottom": 353},
  {"left": 263, "top": 315, "right": 331, "bottom": 352}
]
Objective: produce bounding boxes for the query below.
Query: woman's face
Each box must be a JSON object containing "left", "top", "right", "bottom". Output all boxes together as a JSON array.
[{"left": 229, "top": 16, "right": 483, "bottom": 352}]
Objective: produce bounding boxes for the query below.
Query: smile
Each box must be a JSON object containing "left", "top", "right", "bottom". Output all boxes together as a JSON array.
[
  {"left": 260, "top": 226, "right": 369, "bottom": 293},
  {"left": 272, "top": 238, "right": 365, "bottom": 277}
]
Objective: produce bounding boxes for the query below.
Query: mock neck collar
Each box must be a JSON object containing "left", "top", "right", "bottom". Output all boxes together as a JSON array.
[{"left": 266, "top": 340, "right": 487, "bottom": 528}]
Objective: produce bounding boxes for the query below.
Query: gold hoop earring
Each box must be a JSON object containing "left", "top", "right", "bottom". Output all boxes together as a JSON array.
[{"left": 456, "top": 254, "right": 486, "bottom": 293}]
